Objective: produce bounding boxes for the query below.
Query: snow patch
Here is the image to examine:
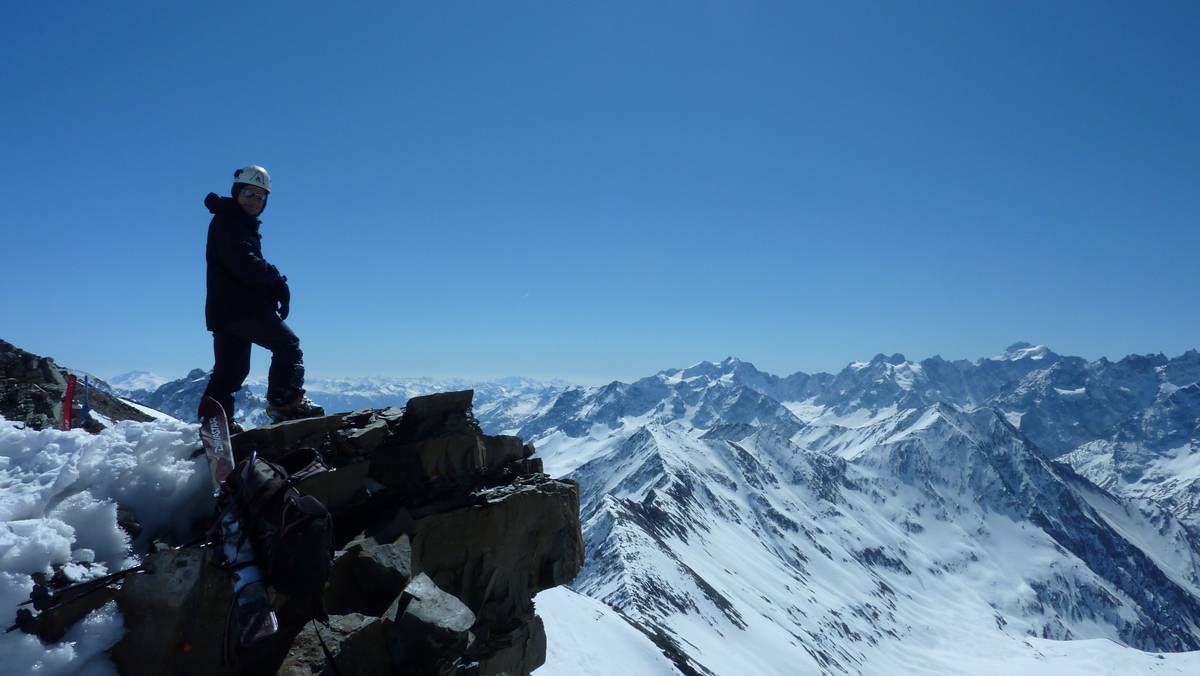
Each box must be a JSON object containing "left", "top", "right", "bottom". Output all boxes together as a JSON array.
[
  {"left": 995, "top": 344, "right": 1051, "bottom": 361},
  {"left": 118, "top": 398, "right": 182, "bottom": 422},
  {"left": 534, "top": 587, "right": 681, "bottom": 675},
  {"left": 0, "top": 417, "right": 213, "bottom": 676}
]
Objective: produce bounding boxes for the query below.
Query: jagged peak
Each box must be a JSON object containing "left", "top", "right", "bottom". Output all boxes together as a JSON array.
[
  {"left": 847, "top": 353, "right": 912, "bottom": 372},
  {"left": 993, "top": 342, "right": 1055, "bottom": 362},
  {"left": 1164, "top": 349, "right": 1199, "bottom": 367},
  {"left": 854, "top": 403, "right": 1041, "bottom": 481},
  {"left": 678, "top": 360, "right": 723, "bottom": 378},
  {"left": 1117, "top": 352, "right": 1169, "bottom": 368},
  {"left": 680, "top": 356, "right": 751, "bottom": 376},
  {"left": 869, "top": 352, "right": 908, "bottom": 366},
  {"left": 594, "top": 380, "right": 628, "bottom": 397},
  {"left": 857, "top": 401, "right": 979, "bottom": 447},
  {"left": 654, "top": 357, "right": 766, "bottom": 388}
]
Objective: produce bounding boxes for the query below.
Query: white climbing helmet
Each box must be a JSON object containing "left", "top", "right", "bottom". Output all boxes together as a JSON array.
[{"left": 233, "top": 165, "right": 271, "bottom": 193}]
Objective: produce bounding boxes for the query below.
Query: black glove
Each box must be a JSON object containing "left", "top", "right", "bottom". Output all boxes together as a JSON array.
[{"left": 277, "top": 275, "right": 291, "bottom": 320}]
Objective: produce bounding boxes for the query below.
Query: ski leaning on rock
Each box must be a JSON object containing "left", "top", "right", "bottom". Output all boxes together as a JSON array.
[{"left": 198, "top": 395, "right": 280, "bottom": 649}]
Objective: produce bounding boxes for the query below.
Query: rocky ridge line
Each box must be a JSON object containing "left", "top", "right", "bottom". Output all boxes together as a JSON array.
[{"left": 0, "top": 338, "right": 153, "bottom": 430}]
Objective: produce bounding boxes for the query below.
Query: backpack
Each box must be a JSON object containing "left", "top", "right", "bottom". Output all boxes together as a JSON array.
[{"left": 224, "top": 453, "right": 334, "bottom": 617}]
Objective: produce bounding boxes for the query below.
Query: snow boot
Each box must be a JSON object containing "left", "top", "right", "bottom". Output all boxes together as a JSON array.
[{"left": 266, "top": 395, "right": 325, "bottom": 423}]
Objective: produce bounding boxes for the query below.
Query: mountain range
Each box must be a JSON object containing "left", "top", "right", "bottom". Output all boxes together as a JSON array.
[
  {"left": 111, "top": 370, "right": 569, "bottom": 432},
  {"left": 507, "top": 344, "right": 1200, "bottom": 673},
  {"left": 109, "top": 343, "right": 1200, "bottom": 674}
]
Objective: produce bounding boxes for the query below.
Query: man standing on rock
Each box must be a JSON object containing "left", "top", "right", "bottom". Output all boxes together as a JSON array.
[{"left": 200, "top": 165, "right": 323, "bottom": 430}]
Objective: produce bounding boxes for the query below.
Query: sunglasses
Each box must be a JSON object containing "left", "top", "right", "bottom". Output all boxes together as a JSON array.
[{"left": 240, "top": 189, "right": 267, "bottom": 202}]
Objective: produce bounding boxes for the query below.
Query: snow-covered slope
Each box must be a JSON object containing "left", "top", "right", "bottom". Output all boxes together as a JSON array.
[
  {"left": 519, "top": 351, "right": 1200, "bottom": 674},
  {"left": 534, "top": 587, "right": 684, "bottom": 676}
]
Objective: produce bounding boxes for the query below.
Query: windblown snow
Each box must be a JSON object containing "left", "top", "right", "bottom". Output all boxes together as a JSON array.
[{"left": 0, "top": 418, "right": 212, "bottom": 675}]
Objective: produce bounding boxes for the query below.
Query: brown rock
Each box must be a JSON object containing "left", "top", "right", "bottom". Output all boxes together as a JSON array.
[
  {"left": 408, "top": 477, "right": 584, "bottom": 634},
  {"left": 277, "top": 613, "right": 392, "bottom": 676},
  {"left": 295, "top": 460, "right": 371, "bottom": 513},
  {"left": 370, "top": 431, "right": 534, "bottom": 496},
  {"left": 392, "top": 391, "right": 480, "bottom": 441},
  {"left": 371, "top": 434, "right": 487, "bottom": 491},
  {"left": 385, "top": 573, "right": 476, "bottom": 673},
  {"left": 233, "top": 413, "right": 348, "bottom": 457},
  {"left": 324, "top": 534, "right": 413, "bottom": 616},
  {"left": 111, "top": 546, "right": 235, "bottom": 676},
  {"left": 476, "top": 614, "right": 547, "bottom": 676},
  {"left": 337, "top": 419, "right": 390, "bottom": 455}
]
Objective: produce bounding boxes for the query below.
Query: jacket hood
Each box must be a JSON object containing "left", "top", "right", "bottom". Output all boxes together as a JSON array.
[
  {"left": 204, "top": 192, "right": 228, "bottom": 214},
  {"left": 205, "top": 192, "right": 261, "bottom": 224}
]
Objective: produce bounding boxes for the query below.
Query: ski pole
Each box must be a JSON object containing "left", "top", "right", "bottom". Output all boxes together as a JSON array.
[{"left": 10, "top": 534, "right": 215, "bottom": 618}]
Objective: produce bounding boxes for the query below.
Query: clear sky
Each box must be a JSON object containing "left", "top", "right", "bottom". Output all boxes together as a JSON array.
[{"left": 3, "top": 1, "right": 1197, "bottom": 384}]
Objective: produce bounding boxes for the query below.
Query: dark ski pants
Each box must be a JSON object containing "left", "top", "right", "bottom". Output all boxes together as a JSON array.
[{"left": 202, "top": 311, "right": 305, "bottom": 421}]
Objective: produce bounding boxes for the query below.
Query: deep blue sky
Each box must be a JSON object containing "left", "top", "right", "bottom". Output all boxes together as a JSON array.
[{"left": 3, "top": 1, "right": 1197, "bottom": 383}]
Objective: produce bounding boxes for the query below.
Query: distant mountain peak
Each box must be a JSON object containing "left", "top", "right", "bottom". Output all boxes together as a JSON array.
[
  {"left": 677, "top": 360, "right": 724, "bottom": 379},
  {"left": 996, "top": 342, "right": 1054, "bottom": 361},
  {"left": 107, "top": 370, "right": 170, "bottom": 392},
  {"left": 668, "top": 357, "right": 765, "bottom": 385}
]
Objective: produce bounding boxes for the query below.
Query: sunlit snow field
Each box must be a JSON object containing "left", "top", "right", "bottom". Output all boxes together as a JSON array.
[{"left": 534, "top": 586, "right": 1200, "bottom": 676}]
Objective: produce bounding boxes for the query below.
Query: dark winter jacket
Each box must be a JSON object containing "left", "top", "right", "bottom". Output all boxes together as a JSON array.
[{"left": 204, "top": 193, "right": 285, "bottom": 331}]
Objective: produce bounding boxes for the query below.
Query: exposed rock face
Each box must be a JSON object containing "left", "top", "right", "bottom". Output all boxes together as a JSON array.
[
  {"left": 0, "top": 339, "right": 153, "bottom": 429},
  {"left": 384, "top": 573, "right": 477, "bottom": 672},
  {"left": 279, "top": 613, "right": 391, "bottom": 675},
  {"left": 109, "top": 545, "right": 233, "bottom": 673},
  {"left": 98, "top": 389, "right": 582, "bottom": 675}
]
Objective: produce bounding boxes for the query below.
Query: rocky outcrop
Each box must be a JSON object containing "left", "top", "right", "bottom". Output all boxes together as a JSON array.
[
  {"left": 0, "top": 339, "right": 153, "bottom": 429},
  {"left": 89, "top": 389, "right": 583, "bottom": 675}
]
